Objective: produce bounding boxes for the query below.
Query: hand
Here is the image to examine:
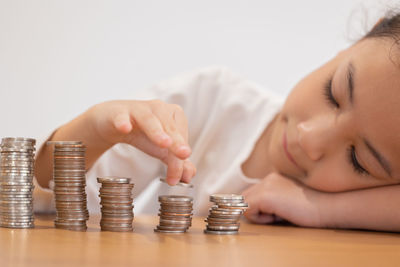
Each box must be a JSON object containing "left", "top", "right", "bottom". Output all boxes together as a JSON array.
[
  {"left": 242, "top": 172, "right": 323, "bottom": 228},
  {"left": 87, "top": 100, "right": 196, "bottom": 185}
]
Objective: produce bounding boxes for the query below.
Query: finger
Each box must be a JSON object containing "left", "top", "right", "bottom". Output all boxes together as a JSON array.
[
  {"left": 127, "top": 131, "right": 169, "bottom": 160},
  {"left": 246, "top": 212, "right": 276, "bottom": 224},
  {"left": 130, "top": 106, "right": 172, "bottom": 148},
  {"left": 113, "top": 113, "right": 133, "bottom": 134},
  {"left": 172, "top": 107, "right": 192, "bottom": 159},
  {"left": 242, "top": 186, "right": 272, "bottom": 223},
  {"left": 173, "top": 106, "right": 188, "bottom": 141},
  {"left": 181, "top": 160, "right": 196, "bottom": 184},
  {"left": 243, "top": 194, "right": 275, "bottom": 224},
  {"left": 165, "top": 153, "right": 184, "bottom": 185},
  {"left": 164, "top": 129, "right": 190, "bottom": 159},
  {"left": 158, "top": 110, "right": 191, "bottom": 160}
]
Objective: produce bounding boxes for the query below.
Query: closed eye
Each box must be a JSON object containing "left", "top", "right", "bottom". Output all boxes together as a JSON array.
[
  {"left": 347, "top": 145, "right": 369, "bottom": 176},
  {"left": 323, "top": 77, "right": 339, "bottom": 108}
]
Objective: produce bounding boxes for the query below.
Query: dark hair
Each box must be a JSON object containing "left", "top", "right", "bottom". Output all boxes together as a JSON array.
[
  {"left": 364, "top": 13, "right": 400, "bottom": 40},
  {"left": 363, "top": 12, "right": 400, "bottom": 65}
]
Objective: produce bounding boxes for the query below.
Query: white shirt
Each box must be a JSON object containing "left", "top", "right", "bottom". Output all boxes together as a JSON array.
[{"left": 33, "top": 66, "right": 283, "bottom": 216}]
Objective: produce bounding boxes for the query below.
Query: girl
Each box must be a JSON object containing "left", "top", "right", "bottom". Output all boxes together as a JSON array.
[{"left": 35, "top": 13, "right": 400, "bottom": 232}]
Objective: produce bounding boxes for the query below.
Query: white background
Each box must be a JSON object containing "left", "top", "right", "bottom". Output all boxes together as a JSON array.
[{"left": 0, "top": 0, "right": 395, "bottom": 138}]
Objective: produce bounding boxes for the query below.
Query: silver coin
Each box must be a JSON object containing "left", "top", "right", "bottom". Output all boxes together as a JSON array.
[
  {"left": 205, "top": 217, "right": 238, "bottom": 223},
  {"left": 159, "top": 218, "right": 191, "bottom": 225},
  {"left": 99, "top": 192, "right": 132, "bottom": 198},
  {"left": 97, "top": 176, "right": 131, "bottom": 184},
  {"left": 100, "top": 222, "right": 133, "bottom": 228},
  {"left": 159, "top": 215, "right": 192, "bottom": 221},
  {"left": 47, "top": 141, "right": 82, "bottom": 145},
  {"left": 204, "top": 229, "right": 238, "bottom": 235},
  {"left": 0, "top": 223, "right": 34, "bottom": 229},
  {"left": 54, "top": 145, "right": 85, "bottom": 150},
  {"left": 206, "top": 222, "right": 240, "bottom": 228},
  {"left": 0, "top": 148, "right": 34, "bottom": 153},
  {"left": 159, "top": 178, "right": 193, "bottom": 188},
  {"left": 210, "top": 194, "right": 244, "bottom": 201},
  {"left": 158, "top": 195, "right": 193, "bottom": 202},
  {"left": 154, "top": 228, "right": 186, "bottom": 234},
  {"left": 53, "top": 182, "right": 86, "bottom": 187},
  {"left": 2, "top": 137, "right": 36, "bottom": 143},
  {"left": 207, "top": 225, "right": 240, "bottom": 231},
  {"left": 156, "top": 225, "right": 189, "bottom": 231},
  {"left": 101, "top": 226, "right": 133, "bottom": 232},
  {"left": 0, "top": 188, "right": 33, "bottom": 193},
  {"left": 209, "top": 210, "right": 242, "bottom": 216},
  {"left": 53, "top": 155, "right": 85, "bottom": 159}
]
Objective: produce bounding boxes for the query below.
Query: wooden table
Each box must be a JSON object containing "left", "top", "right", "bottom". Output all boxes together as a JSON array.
[{"left": 1, "top": 215, "right": 400, "bottom": 267}]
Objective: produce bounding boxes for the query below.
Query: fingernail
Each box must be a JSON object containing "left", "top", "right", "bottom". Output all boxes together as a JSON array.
[
  {"left": 157, "top": 133, "right": 171, "bottom": 145},
  {"left": 177, "top": 145, "right": 191, "bottom": 156},
  {"left": 166, "top": 177, "right": 178, "bottom": 186}
]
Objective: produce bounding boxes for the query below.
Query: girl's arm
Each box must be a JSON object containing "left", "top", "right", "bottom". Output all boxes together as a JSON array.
[
  {"left": 243, "top": 173, "right": 400, "bottom": 232},
  {"left": 321, "top": 184, "right": 400, "bottom": 231},
  {"left": 35, "top": 100, "right": 194, "bottom": 189}
]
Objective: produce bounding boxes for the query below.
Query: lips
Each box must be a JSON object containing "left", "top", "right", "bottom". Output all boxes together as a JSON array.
[{"left": 283, "top": 131, "right": 303, "bottom": 170}]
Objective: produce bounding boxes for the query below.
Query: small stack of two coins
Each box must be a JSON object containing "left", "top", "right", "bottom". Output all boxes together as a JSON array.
[
  {"left": 204, "top": 194, "right": 248, "bottom": 235},
  {"left": 0, "top": 137, "right": 36, "bottom": 229},
  {"left": 155, "top": 195, "right": 193, "bottom": 233},
  {"left": 50, "top": 141, "right": 89, "bottom": 231},
  {"left": 97, "top": 177, "right": 134, "bottom": 232}
]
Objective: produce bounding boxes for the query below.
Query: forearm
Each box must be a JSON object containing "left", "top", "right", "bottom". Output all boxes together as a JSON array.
[
  {"left": 320, "top": 185, "right": 400, "bottom": 232},
  {"left": 34, "top": 108, "right": 112, "bottom": 188}
]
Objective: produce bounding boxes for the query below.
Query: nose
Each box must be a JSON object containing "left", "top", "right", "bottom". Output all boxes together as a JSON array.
[{"left": 297, "top": 113, "right": 339, "bottom": 161}]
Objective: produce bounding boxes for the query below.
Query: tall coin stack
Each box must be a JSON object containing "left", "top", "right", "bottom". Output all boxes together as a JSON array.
[
  {"left": 204, "top": 194, "right": 248, "bottom": 235},
  {"left": 97, "top": 177, "right": 134, "bottom": 232},
  {"left": 0, "top": 137, "right": 36, "bottom": 229},
  {"left": 154, "top": 195, "right": 193, "bottom": 233},
  {"left": 51, "top": 141, "right": 89, "bottom": 231}
]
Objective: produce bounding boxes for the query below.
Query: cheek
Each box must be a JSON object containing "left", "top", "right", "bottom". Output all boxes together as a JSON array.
[{"left": 303, "top": 159, "right": 379, "bottom": 192}]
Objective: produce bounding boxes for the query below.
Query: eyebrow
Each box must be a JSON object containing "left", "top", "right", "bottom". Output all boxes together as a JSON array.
[
  {"left": 347, "top": 62, "right": 355, "bottom": 104},
  {"left": 363, "top": 138, "right": 392, "bottom": 177}
]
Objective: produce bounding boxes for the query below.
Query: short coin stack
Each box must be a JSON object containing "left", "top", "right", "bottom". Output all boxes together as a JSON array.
[
  {"left": 154, "top": 195, "right": 193, "bottom": 233},
  {"left": 97, "top": 177, "right": 134, "bottom": 232},
  {"left": 204, "top": 194, "right": 248, "bottom": 235},
  {"left": 0, "top": 137, "right": 36, "bottom": 229},
  {"left": 51, "top": 141, "right": 89, "bottom": 231}
]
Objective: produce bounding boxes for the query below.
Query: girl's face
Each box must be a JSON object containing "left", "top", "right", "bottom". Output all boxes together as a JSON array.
[{"left": 268, "top": 38, "right": 400, "bottom": 192}]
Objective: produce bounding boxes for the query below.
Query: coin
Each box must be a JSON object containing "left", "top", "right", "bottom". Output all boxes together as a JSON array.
[
  {"left": 0, "top": 137, "right": 36, "bottom": 229},
  {"left": 158, "top": 195, "right": 193, "bottom": 202},
  {"left": 203, "top": 230, "right": 238, "bottom": 235},
  {"left": 98, "top": 176, "right": 134, "bottom": 232},
  {"left": 155, "top": 195, "right": 193, "bottom": 234},
  {"left": 204, "top": 193, "right": 248, "bottom": 235},
  {"left": 154, "top": 228, "right": 186, "bottom": 234},
  {"left": 97, "top": 177, "right": 131, "bottom": 184},
  {"left": 159, "top": 177, "right": 194, "bottom": 188},
  {"left": 47, "top": 141, "right": 82, "bottom": 145},
  {"left": 48, "top": 141, "right": 89, "bottom": 231}
]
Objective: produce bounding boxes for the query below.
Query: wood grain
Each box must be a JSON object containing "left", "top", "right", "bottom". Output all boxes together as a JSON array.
[{"left": 1, "top": 215, "right": 399, "bottom": 267}]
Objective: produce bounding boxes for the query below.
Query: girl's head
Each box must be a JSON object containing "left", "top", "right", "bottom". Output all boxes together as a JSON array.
[{"left": 268, "top": 13, "right": 400, "bottom": 192}]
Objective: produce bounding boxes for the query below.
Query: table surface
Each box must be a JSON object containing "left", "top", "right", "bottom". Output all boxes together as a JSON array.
[{"left": 1, "top": 215, "right": 400, "bottom": 267}]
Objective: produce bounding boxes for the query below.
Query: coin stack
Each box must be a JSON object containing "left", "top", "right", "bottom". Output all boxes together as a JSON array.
[
  {"left": 154, "top": 195, "right": 193, "bottom": 233},
  {"left": 51, "top": 141, "right": 89, "bottom": 231},
  {"left": 97, "top": 177, "right": 134, "bottom": 232},
  {"left": 204, "top": 194, "right": 248, "bottom": 235},
  {"left": 0, "top": 137, "right": 36, "bottom": 229}
]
